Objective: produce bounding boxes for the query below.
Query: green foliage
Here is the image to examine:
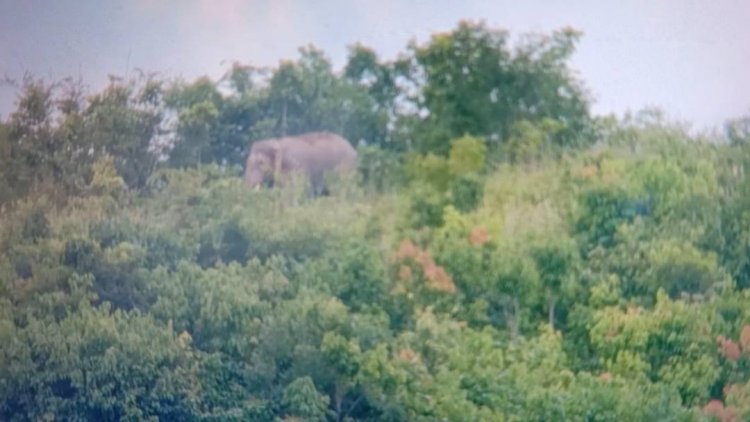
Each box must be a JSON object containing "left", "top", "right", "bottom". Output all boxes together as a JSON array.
[
  {"left": 645, "top": 240, "right": 730, "bottom": 299},
  {"left": 282, "top": 377, "right": 330, "bottom": 421},
  {"left": 21, "top": 210, "right": 50, "bottom": 242},
  {"left": 0, "top": 301, "right": 200, "bottom": 421},
  {"left": 589, "top": 292, "right": 720, "bottom": 406},
  {"left": 357, "top": 145, "right": 403, "bottom": 193},
  {"left": 88, "top": 156, "right": 126, "bottom": 199},
  {"left": 406, "top": 182, "right": 448, "bottom": 228},
  {"left": 406, "top": 22, "right": 593, "bottom": 154},
  {"left": 170, "top": 100, "right": 220, "bottom": 167},
  {"left": 504, "top": 118, "right": 565, "bottom": 164},
  {"left": 530, "top": 234, "right": 580, "bottom": 328},
  {"left": 404, "top": 136, "right": 489, "bottom": 225},
  {"left": 406, "top": 153, "right": 452, "bottom": 192},
  {"left": 447, "top": 135, "right": 487, "bottom": 175},
  {"left": 147, "top": 260, "right": 275, "bottom": 356},
  {"left": 82, "top": 76, "right": 163, "bottom": 189},
  {"left": 725, "top": 116, "right": 750, "bottom": 147},
  {"left": 450, "top": 173, "right": 484, "bottom": 213},
  {"left": 3, "top": 21, "right": 750, "bottom": 421},
  {"left": 575, "top": 186, "right": 647, "bottom": 250}
]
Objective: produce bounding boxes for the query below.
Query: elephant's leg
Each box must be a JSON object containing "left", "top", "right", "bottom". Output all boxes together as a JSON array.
[
  {"left": 308, "top": 172, "right": 326, "bottom": 197},
  {"left": 307, "top": 181, "right": 323, "bottom": 198}
]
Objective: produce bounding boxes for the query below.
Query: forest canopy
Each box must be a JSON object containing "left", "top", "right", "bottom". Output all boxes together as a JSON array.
[{"left": 1, "top": 20, "right": 750, "bottom": 421}]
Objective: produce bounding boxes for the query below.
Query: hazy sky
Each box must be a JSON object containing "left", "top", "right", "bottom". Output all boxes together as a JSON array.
[{"left": 1, "top": 0, "right": 748, "bottom": 129}]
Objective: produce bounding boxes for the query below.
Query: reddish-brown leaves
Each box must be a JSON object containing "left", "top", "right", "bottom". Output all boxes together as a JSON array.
[
  {"left": 718, "top": 336, "right": 742, "bottom": 362},
  {"left": 397, "top": 348, "right": 421, "bottom": 363},
  {"left": 714, "top": 325, "right": 750, "bottom": 362},
  {"left": 393, "top": 239, "right": 456, "bottom": 294},
  {"left": 394, "top": 239, "right": 421, "bottom": 262},
  {"left": 468, "top": 226, "right": 490, "bottom": 246},
  {"left": 422, "top": 262, "right": 455, "bottom": 293},
  {"left": 579, "top": 164, "right": 599, "bottom": 179},
  {"left": 703, "top": 399, "right": 738, "bottom": 422}
]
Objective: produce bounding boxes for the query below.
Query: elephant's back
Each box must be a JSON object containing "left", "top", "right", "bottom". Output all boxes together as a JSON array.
[
  {"left": 282, "top": 132, "right": 357, "bottom": 166},
  {"left": 292, "top": 132, "right": 354, "bottom": 150}
]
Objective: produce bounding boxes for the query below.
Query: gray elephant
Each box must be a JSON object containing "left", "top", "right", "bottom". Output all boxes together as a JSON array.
[{"left": 244, "top": 131, "right": 358, "bottom": 195}]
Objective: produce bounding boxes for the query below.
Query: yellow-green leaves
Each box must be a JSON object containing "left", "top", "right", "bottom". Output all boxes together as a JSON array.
[{"left": 448, "top": 135, "right": 487, "bottom": 176}]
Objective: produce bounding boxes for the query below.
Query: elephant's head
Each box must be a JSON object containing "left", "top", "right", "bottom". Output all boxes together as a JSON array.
[{"left": 245, "top": 140, "right": 279, "bottom": 188}]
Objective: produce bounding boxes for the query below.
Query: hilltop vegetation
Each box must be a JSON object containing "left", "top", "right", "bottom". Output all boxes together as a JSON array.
[{"left": 2, "top": 21, "right": 750, "bottom": 421}]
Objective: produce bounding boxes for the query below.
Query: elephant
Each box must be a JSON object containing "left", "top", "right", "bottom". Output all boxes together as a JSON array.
[{"left": 244, "top": 131, "right": 358, "bottom": 195}]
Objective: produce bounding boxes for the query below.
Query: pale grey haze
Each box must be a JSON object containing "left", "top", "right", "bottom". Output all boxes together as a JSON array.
[{"left": 1, "top": 0, "right": 748, "bottom": 130}]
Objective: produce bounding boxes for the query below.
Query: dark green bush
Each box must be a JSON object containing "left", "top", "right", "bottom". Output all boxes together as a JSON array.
[{"left": 450, "top": 174, "right": 484, "bottom": 213}]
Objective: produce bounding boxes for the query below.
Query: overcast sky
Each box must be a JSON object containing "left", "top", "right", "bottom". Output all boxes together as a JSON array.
[{"left": 1, "top": 0, "right": 748, "bottom": 130}]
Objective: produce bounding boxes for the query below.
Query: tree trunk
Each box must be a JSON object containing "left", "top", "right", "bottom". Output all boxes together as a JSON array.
[
  {"left": 334, "top": 380, "right": 344, "bottom": 422},
  {"left": 281, "top": 101, "right": 288, "bottom": 136}
]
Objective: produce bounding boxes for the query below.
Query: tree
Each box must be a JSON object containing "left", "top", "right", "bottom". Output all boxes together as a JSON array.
[
  {"left": 344, "top": 44, "right": 401, "bottom": 149},
  {"left": 4, "top": 76, "right": 57, "bottom": 199},
  {"left": 589, "top": 291, "right": 721, "bottom": 406},
  {"left": 165, "top": 77, "right": 223, "bottom": 167},
  {"left": 402, "top": 21, "right": 593, "bottom": 154},
  {"left": 282, "top": 377, "right": 330, "bottom": 421},
  {"left": 170, "top": 100, "right": 219, "bottom": 167},
  {"left": 0, "top": 300, "right": 201, "bottom": 421},
  {"left": 82, "top": 74, "right": 164, "bottom": 189},
  {"left": 530, "top": 235, "right": 579, "bottom": 329},
  {"left": 0, "top": 122, "right": 14, "bottom": 202},
  {"left": 725, "top": 115, "right": 750, "bottom": 147}
]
